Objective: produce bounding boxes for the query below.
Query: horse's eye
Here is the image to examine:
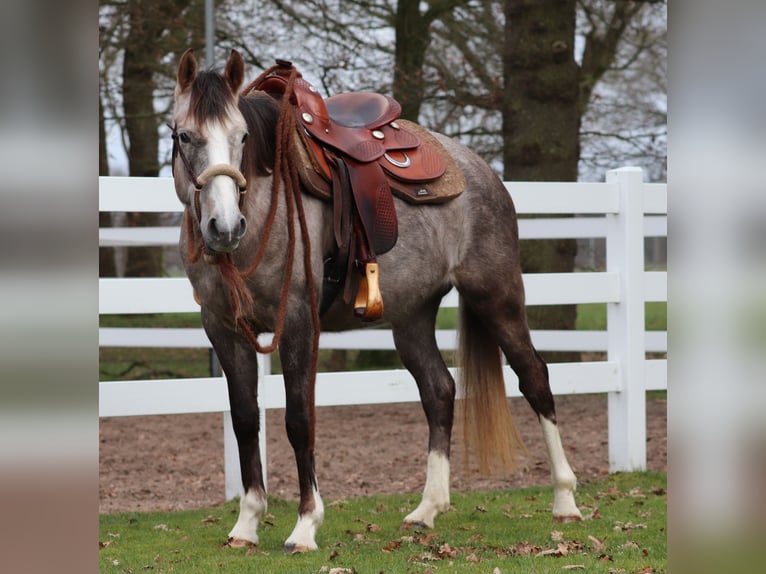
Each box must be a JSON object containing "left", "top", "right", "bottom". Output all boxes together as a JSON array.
[
  {"left": 179, "top": 132, "right": 191, "bottom": 144},
  {"left": 241, "top": 132, "right": 249, "bottom": 144}
]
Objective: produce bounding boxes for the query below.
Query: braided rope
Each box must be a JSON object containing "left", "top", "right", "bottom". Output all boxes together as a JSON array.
[{"left": 185, "top": 63, "right": 321, "bottom": 393}]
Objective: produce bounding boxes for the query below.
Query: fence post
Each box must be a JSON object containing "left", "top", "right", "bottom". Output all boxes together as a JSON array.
[
  {"left": 223, "top": 411, "right": 241, "bottom": 500},
  {"left": 606, "top": 166, "right": 647, "bottom": 472}
]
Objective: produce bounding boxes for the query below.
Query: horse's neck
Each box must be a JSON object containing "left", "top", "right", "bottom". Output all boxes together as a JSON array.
[{"left": 241, "top": 175, "right": 334, "bottom": 264}]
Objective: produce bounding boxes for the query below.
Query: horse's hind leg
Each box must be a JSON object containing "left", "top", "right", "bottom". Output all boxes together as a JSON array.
[
  {"left": 392, "top": 295, "right": 455, "bottom": 529},
  {"left": 457, "top": 272, "right": 582, "bottom": 522},
  {"left": 201, "top": 310, "right": 268, "bottom": 546}
]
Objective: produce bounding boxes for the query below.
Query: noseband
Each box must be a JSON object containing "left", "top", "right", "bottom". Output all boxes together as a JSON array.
[{"left": 168, "top": 123, "right": 248, "bottom": 214}]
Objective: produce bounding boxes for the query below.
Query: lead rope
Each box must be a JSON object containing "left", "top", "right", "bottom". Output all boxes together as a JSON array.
[{"left": 217, "top": 63, "right": 321, "bottom": 395}]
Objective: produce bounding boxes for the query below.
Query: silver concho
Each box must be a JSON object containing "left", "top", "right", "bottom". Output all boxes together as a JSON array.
[{"left": 384, "top": 151, "right": 411, "bottom": 168}]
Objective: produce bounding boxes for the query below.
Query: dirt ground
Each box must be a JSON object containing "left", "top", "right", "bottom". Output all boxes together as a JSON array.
[{"left": 99, "top": 393, "right": 666, "bottom": 514}]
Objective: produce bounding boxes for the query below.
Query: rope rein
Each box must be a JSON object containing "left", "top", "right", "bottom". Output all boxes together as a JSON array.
[{"left": 183, "top": 63, "right": 321, "bottom": 389}]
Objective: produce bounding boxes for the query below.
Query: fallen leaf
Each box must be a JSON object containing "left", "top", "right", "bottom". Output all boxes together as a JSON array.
[
  {"left": 588, "top": 534, "right": 606, "bottom": 552},
  {"left": 382, "top": 540, "right": 402, "bottom": 553},
  {"left": 366, "top": 523, "right": 381, "bottom": 532},
  {"left": 328, "top": 549, "right": 340, "bottom": 560},
  {"left": 551, "top": 530, "right": 564, "bottom": 541},
  {"left": 201, "top": 515, "right": 220, "bottom": 524},
  {"left": 475, "top": 505, "right": 487, "bottom": 513},
  {"left": 437, "top": 543, "right": 457, "bottom": 559},
  {"left": 493, "top": 568, "right": 502, "bottom": 574},
  {"left": 511, "top": 541, "right": 540, "bottom": 556},
  {"left": 539, "top": 542, "right": 570, "bottom": 557},
  {"left": 466, "top": 552, "right": 481, "bottom": 563},
  {"left": 562, "top": 566, "right": 585, "bottom": 570},
  {"left": 583, "top": 508, "right": 602, "bottom": 520},
  {"left": 153, "top": 524, "right": 168, "bottom": 531},
  {"left": 418, "top": 532, "right": 439, "bottom": 546},
  {"left": 613, "top": 521, "right": 647, "bottom": 532}
]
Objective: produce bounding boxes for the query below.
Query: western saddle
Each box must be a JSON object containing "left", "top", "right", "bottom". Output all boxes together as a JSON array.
[{"left": 243, "top": 60, "right": 464, "bottom": 321}]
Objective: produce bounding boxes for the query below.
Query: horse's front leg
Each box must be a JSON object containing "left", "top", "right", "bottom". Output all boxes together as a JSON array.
[
  {"left": 279, "top": 310, "right": 324, "bottom": 553},
  {"left": 201, "top": 309, "right": 267, "bottom": 547}
]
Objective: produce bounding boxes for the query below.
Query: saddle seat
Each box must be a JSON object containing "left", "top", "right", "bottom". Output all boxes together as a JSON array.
[
  {"left": 244, "top": 60, "right": 465, "bottom": 321},
  {"left": 325, "top": 92, "right": 398, "bottom": 128}
]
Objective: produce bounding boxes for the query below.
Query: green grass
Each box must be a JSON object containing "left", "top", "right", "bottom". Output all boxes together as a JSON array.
[
  {"left": 576, "top": 302, "right": 667, "bottom": 331},
  {"left": 100, "top": 313, "right": 203, "bottom": 329},
  {"left": 100, "top": 472, "right": 666, "bottom": 573}
]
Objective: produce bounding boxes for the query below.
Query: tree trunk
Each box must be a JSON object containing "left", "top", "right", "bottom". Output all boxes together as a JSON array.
[
  {"left": 391, "top": 1, "right": 432, "bottom": 121},
  {"left": 122, "top": 0, "right": 164, "bottom": 278},
  {"left": 99, "top": 94, "right": 117, "bottom": 277},
  {"left": 503, "top": 0, "right": 580, "bottom": 363}
]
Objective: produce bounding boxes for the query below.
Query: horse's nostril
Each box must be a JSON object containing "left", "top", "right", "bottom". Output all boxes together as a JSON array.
[
  {"left": 207, "top": 217, "right": 221, "bottom": 240},
  {"left": 238, "top": 216, "right": 247, "bottom": 238}
]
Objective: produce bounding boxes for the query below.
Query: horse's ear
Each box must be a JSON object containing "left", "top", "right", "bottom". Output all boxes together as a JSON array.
[
  {"left": 224, "top": 50, "right": 245, "bottom": 94},
  {"left": 177, "top": 49, "right": 198, "bottom": 93}
]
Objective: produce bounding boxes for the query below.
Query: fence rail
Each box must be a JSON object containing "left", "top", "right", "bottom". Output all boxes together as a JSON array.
[{"left": 99, "top": 167, "right": 667, "bottom": 498}]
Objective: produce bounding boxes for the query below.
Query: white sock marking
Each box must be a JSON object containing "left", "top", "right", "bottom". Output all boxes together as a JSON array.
[
  {"left": 403, "top": 451, "right": 451, "bottom": 528},
  {"left": 285, "top": 488, "right": 324, "bottom": 551},
  {"left": 228, "top": 489, "right": 267, "bottom": 544},
  {"left": 540, "top": 417, "right": 582, "bottom": 519}
]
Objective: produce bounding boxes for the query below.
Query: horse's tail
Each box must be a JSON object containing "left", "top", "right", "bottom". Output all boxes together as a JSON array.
[{"left": 457, "top": 298, "right": 525, "bottom": 475}]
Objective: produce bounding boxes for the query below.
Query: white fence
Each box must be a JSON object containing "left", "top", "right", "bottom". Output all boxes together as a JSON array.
[{"left": 99, "top": 167, "right": 667, "bottom": 499}]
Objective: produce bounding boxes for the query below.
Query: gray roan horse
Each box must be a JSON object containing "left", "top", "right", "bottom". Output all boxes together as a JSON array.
[{"left": 171, "top": 49, "right": 582, "bottom": 553}]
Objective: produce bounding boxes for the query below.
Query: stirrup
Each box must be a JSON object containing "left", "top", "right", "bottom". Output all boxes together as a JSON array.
[{"left": 354, "top": 263, "right": 383, "bottom": 321}]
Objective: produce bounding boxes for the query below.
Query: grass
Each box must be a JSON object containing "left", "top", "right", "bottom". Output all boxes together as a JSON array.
[
  {"left": 100, "top": 471, "right": 666, "bottom": 573},
  {"left": 576, "top": 302, "right": 667, "bottom": 331}
]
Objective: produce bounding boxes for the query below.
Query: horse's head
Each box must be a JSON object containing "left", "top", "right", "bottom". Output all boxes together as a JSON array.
[{"left": 172, "top": 49, "right": 249, "bottom": 253}]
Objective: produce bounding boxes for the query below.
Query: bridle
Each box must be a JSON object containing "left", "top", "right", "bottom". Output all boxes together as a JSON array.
[{"left": 168, "top": 122, "right": 248, "bottom": 216}]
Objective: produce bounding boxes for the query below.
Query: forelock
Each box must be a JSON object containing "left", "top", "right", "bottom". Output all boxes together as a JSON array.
[{"left": 189, "top": 71, "right": 238, "bottom": 125}]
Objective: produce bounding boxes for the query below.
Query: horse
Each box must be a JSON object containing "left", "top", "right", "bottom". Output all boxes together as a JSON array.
[{"left": 170, "top": 48, "right": 582, "bottom": 553}]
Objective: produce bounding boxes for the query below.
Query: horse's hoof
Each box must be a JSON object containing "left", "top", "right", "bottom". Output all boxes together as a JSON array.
[
  {"left": 401, "top": 520, "right": 429, "bottom": 531},
  {"left": 224, "top": 537, "right": 255, "bottom": 548},
  {"left": 554, "top": 514, "right": 583, "bottom": 524},
  {"left": 283, "top": 542, "right": 314, "bottom": 554}
]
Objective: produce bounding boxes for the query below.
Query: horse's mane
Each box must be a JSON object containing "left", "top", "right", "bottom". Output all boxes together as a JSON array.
[{"left": 238, "top": 92, "right": 280, "bottom": 180}]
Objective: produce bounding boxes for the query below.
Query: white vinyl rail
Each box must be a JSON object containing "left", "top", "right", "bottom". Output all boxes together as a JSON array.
[{"left": 99, "top": 167, "right": 667, "bottom": 498}]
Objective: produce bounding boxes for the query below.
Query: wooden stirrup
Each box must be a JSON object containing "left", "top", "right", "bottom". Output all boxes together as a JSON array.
[{"left": 353, "top": 263, "right": 383, "bottom": 321}]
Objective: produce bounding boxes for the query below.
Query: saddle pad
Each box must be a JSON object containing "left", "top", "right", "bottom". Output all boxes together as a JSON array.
[
  {"left": 292, "top": 118, "right": 465, "bottom": 205},
  {"left": 386, "top": 120, "right": 466, "bottom": 204}
]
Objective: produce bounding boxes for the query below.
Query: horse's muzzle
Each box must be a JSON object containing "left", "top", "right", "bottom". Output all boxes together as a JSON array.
[
  {"left": 196, "top": 164, "right": 248, "bottom": 253},
  {"left": 204, "top": 214, "right": 247, "bottom": 253}
]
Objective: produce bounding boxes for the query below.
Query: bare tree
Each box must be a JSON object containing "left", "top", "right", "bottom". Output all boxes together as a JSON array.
[
  {"left": 500, "top": 0, "right": 664, "bottom": 361},
  {"left": 99, "top": 0, "right": 208, "bottom": 276}
]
